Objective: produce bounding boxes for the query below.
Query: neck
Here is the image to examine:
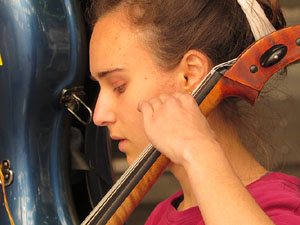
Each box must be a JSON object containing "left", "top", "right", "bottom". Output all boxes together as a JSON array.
[
  {"left": 168, "top": 108, "right": 267, "bottom": 211},
  {"left": 207, "top": 108, "right": 268, "bottom": 186},
  {"left": 169, "top": 163, "right": 198, "bottom": 211}
]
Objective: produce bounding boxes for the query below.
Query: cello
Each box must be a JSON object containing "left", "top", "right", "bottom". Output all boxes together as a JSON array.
[{"left": 82, "top": 24, "right": 300, "bottom": 225}]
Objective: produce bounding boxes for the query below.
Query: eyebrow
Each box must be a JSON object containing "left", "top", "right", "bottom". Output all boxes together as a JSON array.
[{"left": 96, "top": 68, "right": 124, "bottom": 79}]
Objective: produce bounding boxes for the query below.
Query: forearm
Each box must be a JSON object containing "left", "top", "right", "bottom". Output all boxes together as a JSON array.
[
  {"left": 138, "top": 93, "right": 275, "bottom": 224},
  {"left": 182, "top": 143, "right": 274, "bottom": 225}
]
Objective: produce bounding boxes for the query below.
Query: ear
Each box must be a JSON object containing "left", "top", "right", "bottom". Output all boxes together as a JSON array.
[{"left": 177, "top": 50, "right": 212, "bottom": 93}]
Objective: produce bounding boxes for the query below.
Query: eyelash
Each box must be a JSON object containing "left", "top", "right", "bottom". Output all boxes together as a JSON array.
[{"left": 113, "top": 84, "right": 126, "bottom": 93}]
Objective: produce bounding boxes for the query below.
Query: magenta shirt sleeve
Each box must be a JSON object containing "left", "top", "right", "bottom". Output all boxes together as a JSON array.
[
  {"left": 247, "top": 172, "right": 300, "bottom": 225},
  {"left": 145, "top": 173, "right": 300, "bottom": 225}
]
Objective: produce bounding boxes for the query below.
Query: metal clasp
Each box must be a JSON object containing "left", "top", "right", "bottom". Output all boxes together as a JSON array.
[
  {"left": 0, "top": 160, "right": 13, "bottom": 186},
  {"left": 60, "top": 87, "right": 93, "bottom": 125}
]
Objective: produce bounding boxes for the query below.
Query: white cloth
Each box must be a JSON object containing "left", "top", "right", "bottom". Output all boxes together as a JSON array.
[{"left": 237, "top": 0, "right": 276, "bottom": 40}]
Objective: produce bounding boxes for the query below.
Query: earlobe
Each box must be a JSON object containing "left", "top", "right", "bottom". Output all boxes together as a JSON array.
[{"left": 180, "top": 50, "right": 212, "bottom": 92}]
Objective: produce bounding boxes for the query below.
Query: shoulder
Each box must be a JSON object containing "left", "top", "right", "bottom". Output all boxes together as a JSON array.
[
  {"left": 247, "top": 172, "right": 300, "bottom": 224},
  {"left": 247, "top": 172, "right": 300, "bottom": 205}
]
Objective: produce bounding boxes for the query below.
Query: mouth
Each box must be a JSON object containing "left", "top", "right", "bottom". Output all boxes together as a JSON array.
[
  {"left": 110, "top": 136, "right": 128, "bottom": 152},
  {"left": 110, "top": 136, "right": 123, "bottom": 141},
  {"left": 117, "top": 139, "right": 128, "bottom": 152}
]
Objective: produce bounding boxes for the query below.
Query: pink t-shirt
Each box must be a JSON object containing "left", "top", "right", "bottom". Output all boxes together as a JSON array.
[{"left": 145, "top": 172, "right": 300, "bottom": 225}]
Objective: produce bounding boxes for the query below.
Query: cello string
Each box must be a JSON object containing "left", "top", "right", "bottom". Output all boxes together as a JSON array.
[{"left": 82, "top": 143, "right": 155, "bottom": 224}]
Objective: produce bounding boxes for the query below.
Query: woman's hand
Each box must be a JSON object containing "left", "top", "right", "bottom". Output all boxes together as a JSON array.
[
  {"left": 139, "top": 93, "right": 276, "bottom": 225},
  {"left": 138, "top": 93, "right": 220, "bottom": 166}
]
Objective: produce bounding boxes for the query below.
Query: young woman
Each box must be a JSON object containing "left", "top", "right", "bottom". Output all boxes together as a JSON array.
[{"left": 88, "top": 0, "right": 300, "bottom": 224}]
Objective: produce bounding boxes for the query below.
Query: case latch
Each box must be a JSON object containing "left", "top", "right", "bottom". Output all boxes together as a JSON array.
[
  {"left": 60, "top": 87, "right": 93, "bottom": 125},
  {"left": 0, "top": 160, "right": 13, "bottom": 186}
]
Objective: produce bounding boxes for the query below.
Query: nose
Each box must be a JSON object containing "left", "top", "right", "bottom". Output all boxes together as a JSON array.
[{"left": 93, "top": 92, "right": 116, "bottom": 126}]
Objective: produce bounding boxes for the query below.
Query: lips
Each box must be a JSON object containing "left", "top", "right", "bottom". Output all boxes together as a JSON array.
[
  {"left": 118, "top": 139, "right": 128, "bottom": 152},
  {"left": 110, "top": 136, "right": 127, "bottom": 152},
  {"left": 110, "top": 136, "right": 124, "bottom": 141}
]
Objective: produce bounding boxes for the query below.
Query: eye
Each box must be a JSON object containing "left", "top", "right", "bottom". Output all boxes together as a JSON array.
[{"left": 113, "top": 84, "right": 126, "bottom": 93}]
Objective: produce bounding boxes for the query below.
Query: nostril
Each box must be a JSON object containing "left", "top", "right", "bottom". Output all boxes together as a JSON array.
[
  {"left": 93, "top": 112, "right": 105, "bottom": 126},
  {"left": 93, "top": 92, "right": 116, "bottom": 126},
  {"left": 93, "top": 110, "right": 116, "bottom": 127}
]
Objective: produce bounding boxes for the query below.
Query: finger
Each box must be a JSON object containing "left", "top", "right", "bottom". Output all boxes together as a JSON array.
[
  {"left": 173, "top": 92, "right": 185, "bottom": 98},
  {"left": 148, "top": 97, "right": 163, "bottom": 110},
  {"left": 138, "top": 101, "right": 153, "bottom": 122},
  {"left": 174, "top": 92, "right": 198, "bottom": 107},
  {"left": 158, "top": 93, "right": 172, "bottom": 103}
]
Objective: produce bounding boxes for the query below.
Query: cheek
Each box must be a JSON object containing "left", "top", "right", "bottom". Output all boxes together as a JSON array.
[
  {"left": 118, "top": 98, "right": 150, "bottom": 146},
  {"left": 118, "top": 75, "right": 177, "bottom": 144},
  {"left": 117, "top": 94, "right": 145, "bottom": 135}
]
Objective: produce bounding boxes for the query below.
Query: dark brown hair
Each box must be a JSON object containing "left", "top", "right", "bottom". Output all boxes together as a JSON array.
[{"left": 88, "top": 0, "right": 286, "bottom": 69}]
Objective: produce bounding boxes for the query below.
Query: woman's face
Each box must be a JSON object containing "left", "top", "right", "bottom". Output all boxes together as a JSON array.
[{"left": 89, "top": 9, "right": 182, "bottom": 164}]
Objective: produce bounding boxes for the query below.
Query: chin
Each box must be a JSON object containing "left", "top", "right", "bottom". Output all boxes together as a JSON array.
[
  {"left": 123, "top": 142, "right": 148, "bottom": 166},
  {"left": 125, "top": 152, "right": 140, "bottom": 166},
  {"left": 124, "top": 153, "right": 133, "bottom": 165}
]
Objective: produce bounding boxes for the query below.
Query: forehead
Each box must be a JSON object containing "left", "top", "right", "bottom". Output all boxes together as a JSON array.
[{"left": 89, "top": 10, "right": 148, "bottom": 76}]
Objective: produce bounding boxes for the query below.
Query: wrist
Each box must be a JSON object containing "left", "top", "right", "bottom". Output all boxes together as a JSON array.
[{"left": 181, "top": 138, "right": 232, "bottom": 180}]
